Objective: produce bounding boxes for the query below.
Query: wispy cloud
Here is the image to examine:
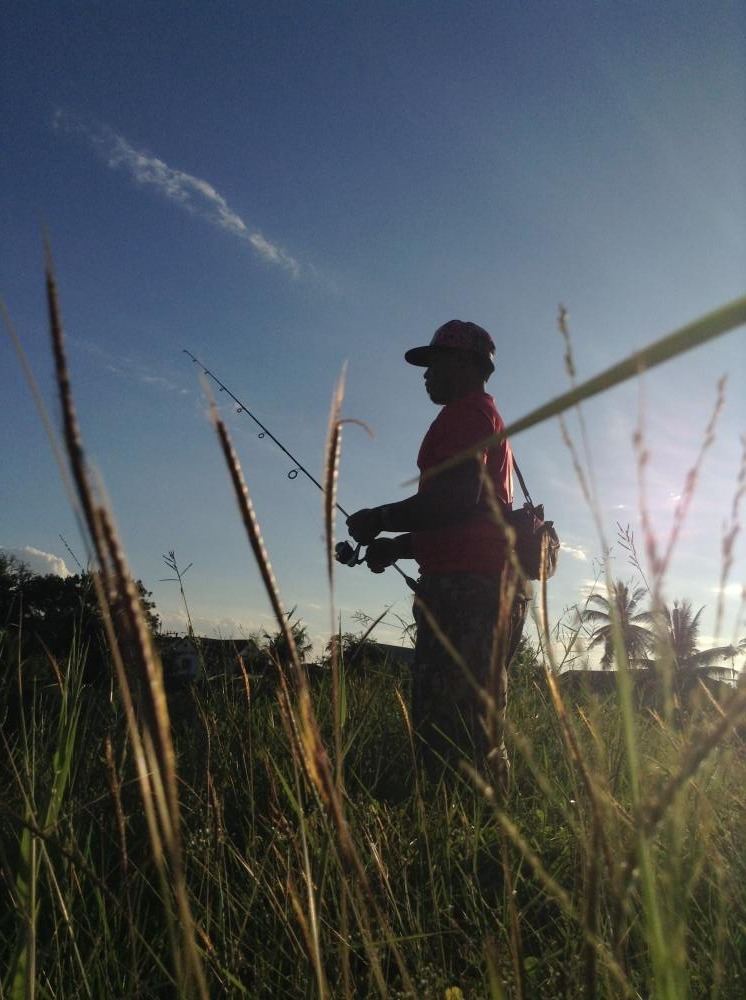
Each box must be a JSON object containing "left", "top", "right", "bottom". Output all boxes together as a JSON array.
[
  {"left": 561, "top": 542, "right": 588, "bottom": 562},
  {"left": 710, "top": 582, "right": 745, "bottom": 599},
  {"left": 53, "top": 109, "right": 301, "bottom": 277},
  {"left": 67, "top": 336, "right": 186, "bottom": 394},
  {"left": 159, "top": 606, "right": 274, "bottom": 639},
  {"left": 697, "top": 632, "right": 743, "bottom": 651},
  {"left": 580, "top": 577, "right": 606, "bottom": 598},
  {"left": 1, "top": 545, "right": 72, "bottom": 578}
]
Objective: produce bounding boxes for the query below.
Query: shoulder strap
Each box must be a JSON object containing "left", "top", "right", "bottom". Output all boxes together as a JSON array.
[{"left": 512, "top": 456, "right": 534, "bottom": 508}]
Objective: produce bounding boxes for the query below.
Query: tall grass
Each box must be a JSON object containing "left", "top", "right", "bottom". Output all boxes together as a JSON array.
[{"left": 1, "top": 266, "right": 745, "bottom": 997}]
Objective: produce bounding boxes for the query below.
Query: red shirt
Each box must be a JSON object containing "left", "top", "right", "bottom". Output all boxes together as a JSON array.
[{"left": 411, "top": 390, "right": 513, "bottom": 574}]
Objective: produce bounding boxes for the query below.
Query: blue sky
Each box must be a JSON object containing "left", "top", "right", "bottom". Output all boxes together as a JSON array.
[{"left": 2, "top": 1, "right": 744, "bottom": 658}]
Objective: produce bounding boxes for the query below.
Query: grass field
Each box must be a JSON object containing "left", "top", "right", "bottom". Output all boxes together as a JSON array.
[
  {"left": 1, "top": 264, "right": 745, "bottom": 998},
  {"left": 2, "top": 630, "right": 745, "bottom": 998}
]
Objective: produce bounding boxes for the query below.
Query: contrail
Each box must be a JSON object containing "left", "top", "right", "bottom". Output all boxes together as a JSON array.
[{"left": 53, "top": 109, "right": 301, "bottom": 276}]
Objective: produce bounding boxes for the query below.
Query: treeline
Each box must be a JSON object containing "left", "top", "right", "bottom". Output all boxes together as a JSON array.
[
  {"left": 579, "top": 577, "right": 744, "bottom": 679},
  {"left": 0, "top": 553, "right": 159, "bottom": 675}
]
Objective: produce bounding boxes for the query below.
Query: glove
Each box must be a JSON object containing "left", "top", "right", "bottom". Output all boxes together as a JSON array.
[
  {"left": 365, "top": 537, "right": 400, "bottom": 574},
  {"left": 346, "top": 507, "right": 383, "bottom": 545}
]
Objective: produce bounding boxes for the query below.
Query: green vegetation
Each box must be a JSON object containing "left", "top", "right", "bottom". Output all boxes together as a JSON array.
[
  {"left": 1, "top": 266, "right": 745, "bottom": 997},
  {"left": 2, "top": 614, "right": 745, "bottom": 998},
  {"left": 0, "top": 553, "right": 160, "bottom": 680},
  {"left": 581, "top": 580, "right": 656, "bottom": 669},
  {"left": 578, "top": 575, "right": 743, "bottom": 680}
]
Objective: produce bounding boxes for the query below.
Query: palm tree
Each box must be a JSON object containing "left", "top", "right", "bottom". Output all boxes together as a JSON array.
[
  {"left": 582, "top": 580, "right": 655, "bottom": 669},
  {"left": 655, "top": 599, "right": 742, "bottom": 683}
]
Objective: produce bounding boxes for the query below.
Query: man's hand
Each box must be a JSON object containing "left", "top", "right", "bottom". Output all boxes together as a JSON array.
[
  {"left": 365, "top": 537, "right": 400, "bottom": 574},
  {"left": 346, "top": 507, "right": 383, "bottom": 545}
]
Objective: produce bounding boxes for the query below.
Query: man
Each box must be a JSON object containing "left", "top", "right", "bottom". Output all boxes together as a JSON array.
[{"left": 347, "top": 320, "right": 527, "bottom": 794}]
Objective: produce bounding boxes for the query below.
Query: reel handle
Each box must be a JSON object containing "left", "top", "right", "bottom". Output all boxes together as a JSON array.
[
  {"left": 335, "top": 540, "right": 365, "bottom": 566},
  {"left": 335, "top": 539, "right": 418, "bottom": 593}
]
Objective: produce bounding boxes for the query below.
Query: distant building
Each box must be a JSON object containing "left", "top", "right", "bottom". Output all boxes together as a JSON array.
[
  {"left": 161, "top": 636, "right": 200, "bottom": 683},
  {"left": 375, "top": 643, "right": 415, "bottom": 668},
  {"left": 702, "top": 664, "right": 739, "bottom": 685},
  {"left": 558, "top": 664, "right": 740, "bottom": 703},
  {"left": 157, "top": 633, "right": 270, "bottom": 683}
]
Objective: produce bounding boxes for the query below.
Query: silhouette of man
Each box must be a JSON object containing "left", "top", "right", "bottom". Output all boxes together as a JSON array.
[{"left": 347, "top": 320, "right": 527, "bottom": 794}]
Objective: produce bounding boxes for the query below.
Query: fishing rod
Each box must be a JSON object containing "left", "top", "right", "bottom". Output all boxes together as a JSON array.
[{"left": 183, "top": 349, "right": 417, "bottom": 590}]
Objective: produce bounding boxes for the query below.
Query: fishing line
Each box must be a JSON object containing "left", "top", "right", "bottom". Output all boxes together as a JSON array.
[
  {"left": 183, "top": 349, "right": 417, "bottom": 590},
  {"left": 184, "top": 348, "right": 334, "bottom": 504}
]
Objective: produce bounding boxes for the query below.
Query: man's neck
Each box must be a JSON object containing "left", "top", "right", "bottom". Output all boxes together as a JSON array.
[{"left": 446, "top": 378, "right": 485, "bottom": 403}]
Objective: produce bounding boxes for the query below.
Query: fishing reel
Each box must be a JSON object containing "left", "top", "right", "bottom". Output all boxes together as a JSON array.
[
  {"left": 335, "top": 540, "right": 366, "bottom": 567},
  {"left": 335, "top": 539, "right": 418, "bottom": 592}
]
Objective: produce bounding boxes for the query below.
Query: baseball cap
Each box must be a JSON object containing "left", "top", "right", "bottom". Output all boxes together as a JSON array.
[{"left": 404, "top": 320, "right": 495, "bottom": 374}]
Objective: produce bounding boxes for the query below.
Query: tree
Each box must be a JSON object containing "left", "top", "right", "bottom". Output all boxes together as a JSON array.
[
  {"left": 263, "top": 611, "right": 313, "bottom": 670},
  {"left": 652, "top": 599, "right": 742, "bottom": 682},
  {"left": 0, "top": 556, "right": 161, "bottom": 672},
  {"left": 136, "top": 580, "right": 161, "bottom": 635},
  {"left": 581, "top": 580, "right": 655, "bottom": 669},
  {"left": 323, "top": 631, "right": 382, "bottom": 668},
  {"left": 1, "top": 553, "right": 34, "bottom": 621}
]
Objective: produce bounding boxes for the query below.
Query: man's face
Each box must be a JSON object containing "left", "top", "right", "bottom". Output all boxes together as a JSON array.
[{"left": 423, "top": 352, "right": 462, "bottom": 404}]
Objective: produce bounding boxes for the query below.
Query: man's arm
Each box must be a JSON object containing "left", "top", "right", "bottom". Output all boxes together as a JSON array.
[
  {"left": 364, "top": 533, "right": 413, "bottom": 573},
  {"left": 347, "top": 458, "right": 484, "bottom": 545}
]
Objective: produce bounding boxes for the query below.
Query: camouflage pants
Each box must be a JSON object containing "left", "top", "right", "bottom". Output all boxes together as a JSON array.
[{"left": 411, "top": 571, "right": 527, "bottom": 791}]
